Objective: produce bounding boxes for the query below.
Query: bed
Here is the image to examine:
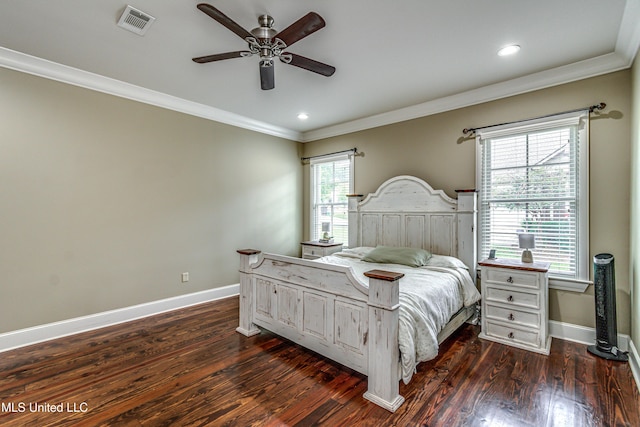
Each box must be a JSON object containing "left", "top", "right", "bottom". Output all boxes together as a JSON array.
[{"left": 236, "top": 175, "right": 479, "bottom": 412}]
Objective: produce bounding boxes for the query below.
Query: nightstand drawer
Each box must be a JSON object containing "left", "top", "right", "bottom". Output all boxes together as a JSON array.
[
  {"left": 484, "top": 320, "right": 540, "bottom": 347},
  {"left": 485, "top": 268, "right": 539, "bottom": 289},
  {"left": 300, "top": 242, "right": 343, "bottom": 260},
  {"left": 484, "top": 303, "right": 540, "bottom": 328},
  {"left": 302, "top": 246, "right": 320, "bottom": 257},
  {"left": 485, "top": 287, "right": 540, "bottom": 310}
]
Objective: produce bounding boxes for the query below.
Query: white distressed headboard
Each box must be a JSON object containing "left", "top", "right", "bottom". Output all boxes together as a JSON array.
[{"left": 347, "top": 175, "right": 477, "bottom": 272}]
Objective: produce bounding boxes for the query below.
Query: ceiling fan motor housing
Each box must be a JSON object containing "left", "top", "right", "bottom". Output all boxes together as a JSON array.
[{"left": 251, "top": 15, "right": 276, "bottom": 40}]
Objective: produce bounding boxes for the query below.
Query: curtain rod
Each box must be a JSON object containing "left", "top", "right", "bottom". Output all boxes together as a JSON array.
[
  {"left": 462, "top": 102, "right": 606, "bottom": 135},
  {"left": 301, "top": 147, "right": 358, "bottom": 162}
]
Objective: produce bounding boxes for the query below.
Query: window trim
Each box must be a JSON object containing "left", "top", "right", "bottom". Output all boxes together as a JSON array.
[
  {"left": 309, "top": 153, "right": 354, "bottom": 242},
  {"left": 475, "top": 111, "right": 590, "bottom": 292}
]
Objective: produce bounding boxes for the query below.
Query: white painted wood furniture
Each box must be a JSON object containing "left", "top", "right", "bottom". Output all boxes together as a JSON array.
[
  {"left": 237, "top": 176, "right": 477, "bottom": 412},
  {"left": 478, "top": 258, "right": 551, "bottom": 354},
  {"left": 301, "top": 241, "right": 343, "bottom": 260}
]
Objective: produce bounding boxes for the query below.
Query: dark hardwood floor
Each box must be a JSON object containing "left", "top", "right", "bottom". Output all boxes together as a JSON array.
[{"left": 0, "top": 297, "right": 638, "bottom": 426}]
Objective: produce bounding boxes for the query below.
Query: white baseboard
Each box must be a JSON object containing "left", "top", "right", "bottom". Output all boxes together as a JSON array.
[
  {"left": 549, "top": 320, "right": 639, "bottom": 393},
  {"left": 628, "top": 340, "right": 640, "bottom": 392},
  {"left": 0, "top": 284, "right": 239, "bottom": 353},
  {"left": 549, "top": 320, "right": 630, "bottom": 351}
]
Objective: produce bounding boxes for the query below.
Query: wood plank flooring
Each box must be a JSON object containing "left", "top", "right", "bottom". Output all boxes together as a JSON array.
[{"left": 0, "top": 296, "right": 638, "bottom": 426}]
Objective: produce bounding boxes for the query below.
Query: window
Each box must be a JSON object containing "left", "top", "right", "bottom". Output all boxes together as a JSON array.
[
  {"left": 476, "top": 111, "right": 589, "bottom": 290},
  {"left": 310, "top": 154, "right": 354, "bottom": 243}
]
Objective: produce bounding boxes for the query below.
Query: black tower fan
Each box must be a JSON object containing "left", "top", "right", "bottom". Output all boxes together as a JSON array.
[{"left": 587, "top": 253, "right": 628, "bottom": 361}]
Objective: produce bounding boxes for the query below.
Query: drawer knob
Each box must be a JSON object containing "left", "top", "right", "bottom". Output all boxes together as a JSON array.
[
  {"left": 508, "top": 332, "right": 514, "bottom": 339},
  {"left": 508, "top": 313, "right": 515, "bottom": 321},
  {"left": 507, "top": 295, "right": 514, "bottom": 302},
  {"left": 507, "top": 276, "right": 514, "bottom": 283}
]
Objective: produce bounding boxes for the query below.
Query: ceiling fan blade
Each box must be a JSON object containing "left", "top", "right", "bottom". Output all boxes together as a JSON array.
[
  {"left": 260, "top": 60, "right": 275, "bottom": 90},
  {"left": 192, "top": 51, "right": 251, "bottom": 63},
  {"left": 274, "top": 12, "right": 325, "bottom": 47},
  {"left": 197, "top": 3, "right": 253, "bottom": 40},
  {"left": 282, "top": 53, "right": 335, "bottom": 77}
]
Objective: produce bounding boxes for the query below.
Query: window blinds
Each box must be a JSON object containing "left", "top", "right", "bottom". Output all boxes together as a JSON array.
[
  {"left": 477, "top": 112, "right": 588, "bottom": 280},
  {"left": 311, "top": 154, "right": 352, "bottom": 242}
]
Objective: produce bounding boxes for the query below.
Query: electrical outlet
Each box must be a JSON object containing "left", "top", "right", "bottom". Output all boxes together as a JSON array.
[{"left": 181, "top": 272, "right": 189, "bottom": 283}]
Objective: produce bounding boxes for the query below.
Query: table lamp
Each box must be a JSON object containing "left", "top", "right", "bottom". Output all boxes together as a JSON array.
[
  {"left": 321, "top": 222, "right": 331, "bottom": 240},
  {"left": 518, "top": 233, "right": 535, "bottom": 263}
]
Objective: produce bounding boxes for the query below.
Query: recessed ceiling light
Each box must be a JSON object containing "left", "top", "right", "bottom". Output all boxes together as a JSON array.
[
  {"left": 297, "top": 113, "right": 309, "bottom": 120},
  {"left": 498, "top": 44, "right": 520, "bottom": 56}
]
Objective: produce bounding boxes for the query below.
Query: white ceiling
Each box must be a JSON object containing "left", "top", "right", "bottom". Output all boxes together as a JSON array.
[{"left": 1, "top": 1, "right": 639, "bottom": 141}]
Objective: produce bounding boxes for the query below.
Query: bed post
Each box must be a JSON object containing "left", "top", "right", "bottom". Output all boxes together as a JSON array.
[
  {"left": 236, "top": 249, "right": 261, "bottom": 337},
  {"left": 347, "top": 194, "right": 363, "bottom": 248},
  {"left": 455, "top": 190, "right": 477, "bottom": 273},
  {"left": 363, "top": 269, "right": 405, "bottom": 412}
]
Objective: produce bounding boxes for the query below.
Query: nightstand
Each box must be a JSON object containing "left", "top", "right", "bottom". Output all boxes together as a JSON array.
[
  {"left": 478, "top": 258, "right": 551, "bottom": 355},
  {"left": 301, "top": 241, "right": 343, "bottom": 260}
]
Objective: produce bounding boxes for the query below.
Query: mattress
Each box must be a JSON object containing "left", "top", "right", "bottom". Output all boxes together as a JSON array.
[{"left": 315, "top": 247, "right": 481, "bottom": 383}]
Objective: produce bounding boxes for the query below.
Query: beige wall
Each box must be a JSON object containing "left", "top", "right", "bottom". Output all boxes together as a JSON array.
[
  {"left": 2, "top": 62, "right": 634, "bottom": 339},
  {"left": 631, "top": 55, "right": 640, "bottom": 347},
  {"left": 303, "top": 71, "right": 632, "bottom": 333},
  {"left": 0, "top": 67, "right": 302, "bottom": 333}
]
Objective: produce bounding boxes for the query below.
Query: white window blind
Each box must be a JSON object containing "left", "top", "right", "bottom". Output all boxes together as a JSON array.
[
  {"left": 310, "top": 154, "right": 353, "bottom": 243},
  {"left": 477, "top": 112, "right": 589, "bottom": 286}
]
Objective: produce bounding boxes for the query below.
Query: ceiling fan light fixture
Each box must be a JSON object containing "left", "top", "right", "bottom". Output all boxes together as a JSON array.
[{"left": 498, "top": 44, "right": 520, "bottom": 56}]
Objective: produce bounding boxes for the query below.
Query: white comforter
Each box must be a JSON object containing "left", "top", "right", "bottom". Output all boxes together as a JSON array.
[{"left": 315, "top": 248, "right": 481, "bottom": 383}]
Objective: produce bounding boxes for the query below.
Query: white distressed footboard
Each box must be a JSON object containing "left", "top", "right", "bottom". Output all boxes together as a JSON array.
[{"left": 237, "top": 249, "right": 405, "bottom": 412}]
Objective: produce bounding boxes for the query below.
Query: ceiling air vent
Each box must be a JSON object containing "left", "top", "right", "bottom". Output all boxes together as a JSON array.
[{"left": 117, "top": 5, "right": 155, "bottom": 36}]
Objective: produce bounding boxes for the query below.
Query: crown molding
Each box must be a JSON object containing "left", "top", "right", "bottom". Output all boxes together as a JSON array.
[
  {"left": 0, "top": 47, "right": 302, "bottom": 142},
  {"left": 299, "top": 51, "right": 630, "bottom": 142},
  {"left": 300, "top": 1, "right": 640, "bottom": 142},
  {"left": 3, "top": 0, "right": 638, "bottom": 146},
  {"left": 617, "top": 0, "right": 640, "bottom": 62}
]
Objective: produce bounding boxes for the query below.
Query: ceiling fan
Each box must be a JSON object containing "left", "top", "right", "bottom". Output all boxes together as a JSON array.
[{"left": 192, "top": 3, "right": 336, "bottom": 90}]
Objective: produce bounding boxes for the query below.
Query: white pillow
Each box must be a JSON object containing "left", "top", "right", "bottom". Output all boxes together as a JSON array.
[
  {"left": 424, "top": 254, "right": 468, "bottom": 269},
  {"left": 337, "top": 247, "right": 375, "bottom": 259},
  {"left": 362, "top": 246, "right": 432, "bottom": 267}
]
